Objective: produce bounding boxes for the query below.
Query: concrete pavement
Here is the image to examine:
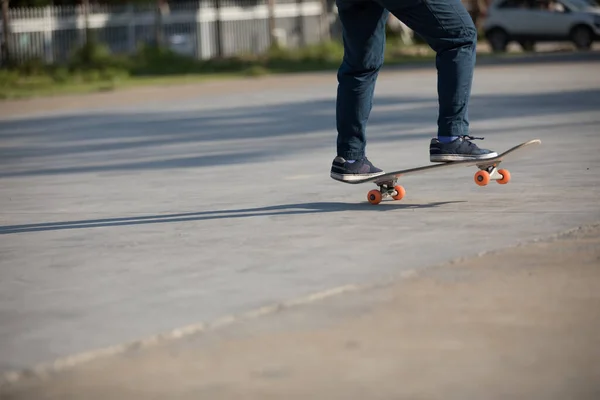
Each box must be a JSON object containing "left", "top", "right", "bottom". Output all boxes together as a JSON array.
[
  {"left": 2, "top": 222, "right": 599, "bottom": 399},
  {"left": 1, "top": 53, "right": 599, "bottom": 381}
]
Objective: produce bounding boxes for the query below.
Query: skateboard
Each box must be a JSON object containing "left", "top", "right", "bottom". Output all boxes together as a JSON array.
[{"left": 345, "top": 139, "right": 541, "bottom": 205}]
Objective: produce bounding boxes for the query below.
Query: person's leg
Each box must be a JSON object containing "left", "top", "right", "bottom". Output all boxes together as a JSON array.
[
  {"left": 330, "top": 0, "right": 388, "bottom": 182},
  {"left": 381, "top": 0, "right": 497, "bottom": 161}
]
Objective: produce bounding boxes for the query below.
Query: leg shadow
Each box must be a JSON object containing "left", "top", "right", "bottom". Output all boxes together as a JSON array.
[{"left": 0, "top": 201, "right": 466, "bottom": 235}]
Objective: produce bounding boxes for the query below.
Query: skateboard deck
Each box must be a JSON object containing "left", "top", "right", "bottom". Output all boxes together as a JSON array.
[{"left": 347, "top": 139, "right": 541, "bottom": 204}]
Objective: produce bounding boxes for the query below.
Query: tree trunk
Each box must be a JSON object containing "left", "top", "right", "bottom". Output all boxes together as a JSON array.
[
  {"left": 155, "top": 0, "right": 168, "bottom": 48},
  {"left": 214, "top": 0, "right": 223, "bottom": 57},
  {"left": 1, "top": 0, "right": 11, "bottom": 67},
  {"left": 295, "top": 0, "right": 305, "bottom": 47},
  {"left": 82, "top": 0, "right": 89, "bottom": 38},
  {"left": 319, "top": 0, "right": 329, "bottom": 41}
]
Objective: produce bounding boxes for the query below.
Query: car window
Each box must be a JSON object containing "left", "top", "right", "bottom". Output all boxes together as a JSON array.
[
  {"left": 561, "top": 0, "right": 600, "bottom": 10},
  {"left": 544, "top": 0, "right": 568, "bottom": 11}
]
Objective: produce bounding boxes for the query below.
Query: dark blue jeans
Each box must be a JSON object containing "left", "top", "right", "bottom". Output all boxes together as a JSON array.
[{"left": 335, "top": 0, "right": 478, "bottom": 159}]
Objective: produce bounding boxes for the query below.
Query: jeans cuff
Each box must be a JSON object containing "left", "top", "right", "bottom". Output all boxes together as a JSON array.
[
  {"left": 439, "top": 123, "right": 467, "bottom": 137},
  {"left": 339, "top": 151, "right": 364, "bottom": 160}
]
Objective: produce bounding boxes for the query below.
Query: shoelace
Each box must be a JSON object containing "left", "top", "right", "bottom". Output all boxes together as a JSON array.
[
  {"left": 457, "top": 135, "right": 484, "bottom": 147},
  {"left": 458, "top": 135, "right": 484, "bottom": 141}
]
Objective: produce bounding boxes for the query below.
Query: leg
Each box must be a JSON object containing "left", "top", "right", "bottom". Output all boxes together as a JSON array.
[
  {"left": 384, "top": 0, "right": 476, "bottom": 137},
  {"left": 335, "top": 1, "right": 388, "bottom": 160},
  {"left": 382, "top": 0, "right": 497, "bottom": 161},
  {"left": 330, "top": 0, "right": 388, "bottom": 182}
]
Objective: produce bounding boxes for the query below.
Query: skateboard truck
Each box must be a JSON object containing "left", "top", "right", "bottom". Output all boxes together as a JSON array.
[
  {"left": 367, "top": 178, "right": 406, "bottom": 205},
  {"left": 474, "top": 163, "right": 511, "bottom": 187}
]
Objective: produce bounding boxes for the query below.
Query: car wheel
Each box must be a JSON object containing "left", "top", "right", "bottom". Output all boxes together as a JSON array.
[
  {"left": 571, "top": 25, "right": 593, "bottom": 50},
  {"left": 487, "top": 29, "right": 509, "bottom": 53},
  {"left": 518, "top": 40, "right": 536, "bottom": 52}
]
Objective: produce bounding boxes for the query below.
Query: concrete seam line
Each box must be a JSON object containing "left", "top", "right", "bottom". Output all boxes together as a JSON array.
[
  {"left": 0, "top": 283, "right": 374, "bottom": 388},
  {"left": 2, "top": 222, "right": 598, "bottom": 388},
  {"left": 443, "top": 222, "right": 600, "bottom": 266}
]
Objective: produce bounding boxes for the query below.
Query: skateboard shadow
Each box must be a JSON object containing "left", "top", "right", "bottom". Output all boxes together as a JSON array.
[{"left": 0, "top": 201, "right": 465, "bottom": 235}]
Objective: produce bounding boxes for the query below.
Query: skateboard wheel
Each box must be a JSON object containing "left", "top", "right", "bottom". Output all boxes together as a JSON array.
[
  {"left": 474, "top": 170, "right": 490, "bottom": 186},
  {"left": 367, "top": 190, "right": 382, "bottom": 205},
  {"left": 392, "top": 185, "right": 406, "bottom": 201},
  {"left": 497, "top": 169, "right": 511, "bottom": 184}
]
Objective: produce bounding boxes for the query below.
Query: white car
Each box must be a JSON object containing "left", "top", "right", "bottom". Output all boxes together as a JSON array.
[{"left": 483, "top": 0, "right": 600, "bottom": 52}]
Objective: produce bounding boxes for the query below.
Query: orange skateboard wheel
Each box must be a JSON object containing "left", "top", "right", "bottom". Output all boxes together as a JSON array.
[
  {"left": 497, "top": 169, "right": 511, "bottom": 184},
  {"left": 392, "top": 185, "right": 406, "bottom": 201},
  {"left": 367, "top": 190, "right": 382, "bottom": 205},
  {"left": 474, "top": 170, "right": 490, "bottom": 186}
]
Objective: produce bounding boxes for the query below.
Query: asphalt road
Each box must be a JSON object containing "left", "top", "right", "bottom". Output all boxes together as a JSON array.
[{"left": 1, "top": 53, "right": 599, "bottom": 374}]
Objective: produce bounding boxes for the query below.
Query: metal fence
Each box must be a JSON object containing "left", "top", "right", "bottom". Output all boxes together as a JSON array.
[{"left": 1, "top": 0, "right": 329, "bottom": 64}]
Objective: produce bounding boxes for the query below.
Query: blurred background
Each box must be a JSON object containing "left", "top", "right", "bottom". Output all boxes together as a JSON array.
[{"left": 1, "top": 0, "right": 598, "bottom": 98}]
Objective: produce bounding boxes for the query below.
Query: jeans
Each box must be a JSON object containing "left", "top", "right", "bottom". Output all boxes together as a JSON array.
[{"left": 335, "top": 0, "right": 478, "bottom": 160}]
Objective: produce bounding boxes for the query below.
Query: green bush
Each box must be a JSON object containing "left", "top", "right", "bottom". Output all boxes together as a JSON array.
[
  {"left": 299, "top": 41, "right": 344, "bottom": 63},
  {"left": 68, "top": 36, "right": 131, "bottom": 75},
  {"left": 101, "top": 67, "right": 130, "bottom": 82},
  {"left": 130, "top": 44, "right": 203, "bottom": 75},
  {"left": 243, "top": 64, "right": 269, "bottom": 77},
  {"left": 51, "top": 67, "right": 70, "bottom": 84},
  {"left": 262, "top": 40, "right": 344, "bottom": 71},
  {"left": 0, "top": 36, "right": 437, "bottom": 99},
  {"left": 0, "top": 70, "right": 20, "bottom": 87},
  {"left": 15, "top": 57, "right": 48, "bottom": 76}
]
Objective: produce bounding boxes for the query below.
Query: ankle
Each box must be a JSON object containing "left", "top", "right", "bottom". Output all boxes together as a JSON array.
[{"left": 438, "top": 136, "right": 458, "bottom": 144}]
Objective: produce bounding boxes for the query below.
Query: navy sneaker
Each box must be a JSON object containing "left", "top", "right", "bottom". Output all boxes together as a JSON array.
[
  {"left": 330, "top": 156, "right": 385, "bottom": 182},
  {"left": 430, "top": 135, "right": 498, "bottom": 162}
]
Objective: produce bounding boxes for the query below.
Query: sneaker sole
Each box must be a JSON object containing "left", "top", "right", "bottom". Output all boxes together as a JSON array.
[
  {"left": 430, "top": 152, "right": 498, "bottom": 162},
  {"left": 330, "top": 171, "right": 386, "bottom": 182}
]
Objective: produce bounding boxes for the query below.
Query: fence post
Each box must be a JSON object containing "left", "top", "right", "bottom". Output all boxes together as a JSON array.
[
  {"left": 128, "top": 3, "right": 135, "bottom": 54},
  {"left": 197, "top": 1, "right": 209, "bottom": 60},
  {"left": 76, "top": 4, "right": 85, "bottom": 48},
  {"left": 43, "top": 6, "right": 54, "bottom": 64}
]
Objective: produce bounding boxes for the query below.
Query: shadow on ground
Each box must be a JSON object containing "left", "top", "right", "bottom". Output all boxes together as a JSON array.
[
  {"left": 0, "top": 88, "right": 599, "bottom": 178},
  {"left": 0, "top": 201, "right": 465, "bottom": 235}
]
